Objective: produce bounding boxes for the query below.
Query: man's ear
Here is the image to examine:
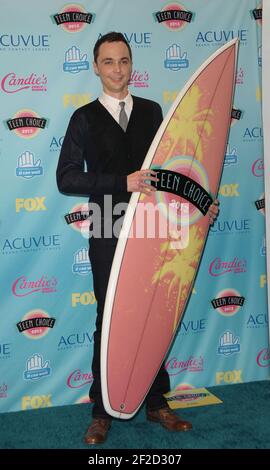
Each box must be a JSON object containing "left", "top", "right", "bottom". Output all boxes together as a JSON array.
[{"left": 93, "top": 61, "right": 99, "bottom": 76}]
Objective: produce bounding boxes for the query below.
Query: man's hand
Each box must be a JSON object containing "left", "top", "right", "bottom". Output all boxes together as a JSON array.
[
  {"left": 127, "top": 169, "right": 159, "bottom": 194},
  {"left": 208, "top": 198, "right": 219, "bottom": 225}
]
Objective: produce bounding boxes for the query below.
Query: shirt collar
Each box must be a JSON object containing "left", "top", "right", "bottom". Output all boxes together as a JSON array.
[{"left": 100, "top": 91, "right": 133, "bottom": 112}]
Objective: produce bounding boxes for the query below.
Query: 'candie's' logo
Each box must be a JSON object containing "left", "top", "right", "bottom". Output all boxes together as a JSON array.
[
  {"left": 236, "top": 68, "right": 244, "bottom": 85},
  {"left": 0, "top": 383, "right": 8, "bottom": 399},
  {"left": 1, "top": 72, "right": 47, "bottom": 94},
  {"left": 209, "top": 257, "right": 247, "bottom": 277},
  {"left": 211, "top": 288, "right": 245, "bottom": 316},
  {"left": 51, "top": 4, "right": 95, "bottom": 33},
  {"left": 256, "top": 348, "right": 270, "bottom": 367},
  {"left": 129, "top": 70, "right": 149, "bottom": 88},
  {"left": 17, "top": 309, "right": 56, "bottom": 339},
  {"left": 12, "top": 275, "right": 57, "bottom": 297},
  {"left": 252, "top": 158, "right": 264, "bottom": 177},
  {"left": 165, "top": 356, "right": 203, "bottom": 376},
  {"left": 4, "top": 109, "right": 48, "bottom": 138},
  {"left": 67, "top": 369, "right": 94, "bottom": 388},
  {"left": 153, "top": 3, "right": 194, "bottom": 31}
]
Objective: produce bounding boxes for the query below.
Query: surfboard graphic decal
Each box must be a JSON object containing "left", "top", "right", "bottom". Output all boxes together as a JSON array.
[{"left": 101, "top": 39, "right": 239, "bottom": 419}]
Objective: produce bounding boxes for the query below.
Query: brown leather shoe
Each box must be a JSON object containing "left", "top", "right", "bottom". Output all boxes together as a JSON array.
[
  {"left": 84, "top": 417, "right": 112, "bottom": 445},
  {"left": 146, "top": 406, "right": 192, "bottom": 432}
]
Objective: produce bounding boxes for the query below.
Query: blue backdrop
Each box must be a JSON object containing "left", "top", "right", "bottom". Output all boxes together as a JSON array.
[{"left": 0, "top": 0, "right": 269, "bottom": 412}]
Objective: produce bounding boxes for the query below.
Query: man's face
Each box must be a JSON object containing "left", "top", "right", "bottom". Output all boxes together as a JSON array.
[{"left": 93, "top": 41, "right": 132, "bottom": 99}]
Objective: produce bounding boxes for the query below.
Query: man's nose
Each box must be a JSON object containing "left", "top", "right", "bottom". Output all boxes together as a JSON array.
[{"left": 113, "top": 62, "right": 121, "bottom": 73}]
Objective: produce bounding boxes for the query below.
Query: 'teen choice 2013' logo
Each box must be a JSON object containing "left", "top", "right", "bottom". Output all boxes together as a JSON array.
[
  {"left": 1, "top": 72, "right": 47, "bottom": 93},
  {"left": 211, "top": 288, "right": 245, "bottom": 316},
  {"left": 153, "top": 3, "right": 194, "bottom": 31},
  {"left": 4, "top": 109, "right": 49, "bottom": 138},
  {"left": 231, "top": 108, "right": 243, "bottom": 126},
  {"left": 16, "top": 309, "right": 56, "bottom": 339},
  {"left": 251, "top": 3, "right": 262, "bottom": 25},
  {"left": 12, "top": 275, "right": 57, "bottom": 297},
  {"left": 154, "top": 156, "right": 212, "bottom": 226},
  {"left": 65, "top": 202, "right": 90, "bottom": 234},
  {"left": 255, "top": 193, "right": 265, "bottom": 216},
  {"left": 51, "top": 4, "right": 95, "bottom": 32}
]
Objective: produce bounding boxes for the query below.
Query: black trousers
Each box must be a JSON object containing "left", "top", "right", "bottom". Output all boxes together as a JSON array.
[{"left": 89, "top": 236, "right": 170, "bottom": 419}]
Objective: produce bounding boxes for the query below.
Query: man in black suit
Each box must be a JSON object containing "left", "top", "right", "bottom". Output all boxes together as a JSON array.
[{"left": 57, "top": 32, "right": 218, "bottom": 444}]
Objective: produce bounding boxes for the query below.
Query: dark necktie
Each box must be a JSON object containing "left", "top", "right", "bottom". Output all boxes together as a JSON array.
[{"left": 119, "top": 101, "right": 128, "bottom": 131}]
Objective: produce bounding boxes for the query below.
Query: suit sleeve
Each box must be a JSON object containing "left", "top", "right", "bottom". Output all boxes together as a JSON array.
[
  {"left": 152, "top": 102, "right": 163, "bottom": 132},
  {"left": 56, "top": 110, "right": 127, "bottom": 196}
]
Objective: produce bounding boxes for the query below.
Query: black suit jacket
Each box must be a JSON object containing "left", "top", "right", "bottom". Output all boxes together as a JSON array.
[{"left": 56, "top": 95, "right": 163, "bottom": 212}]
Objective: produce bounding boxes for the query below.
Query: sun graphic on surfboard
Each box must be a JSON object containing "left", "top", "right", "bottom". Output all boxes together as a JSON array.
[
  {"left": 152, "top": 225, "right": 204, "bottom": 332},
  {"left": 155, "top": 84, "right": 214, "bottom": 164}
]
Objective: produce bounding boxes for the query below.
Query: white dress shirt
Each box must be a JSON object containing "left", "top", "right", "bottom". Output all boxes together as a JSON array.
[{"left": 99, "top": 92, "right": 133, "bottom": 125}]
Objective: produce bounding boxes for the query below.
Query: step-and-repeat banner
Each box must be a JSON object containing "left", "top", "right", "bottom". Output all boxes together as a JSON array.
[
  {"left": 0, "top": 0, "right": 269, "bottom": 413},
  {"left": 263, "top": 1, "right": 270, "bottom": 341}
]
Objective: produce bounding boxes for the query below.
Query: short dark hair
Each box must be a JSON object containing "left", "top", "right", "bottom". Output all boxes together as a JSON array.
[{"left": 93, "top": 32, "right": 132, "bottom": 63}]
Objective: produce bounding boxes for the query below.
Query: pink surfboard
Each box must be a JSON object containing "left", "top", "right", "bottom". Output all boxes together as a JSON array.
[{"left": 101, "top": 39, "right": 239, "bottom": 419}]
